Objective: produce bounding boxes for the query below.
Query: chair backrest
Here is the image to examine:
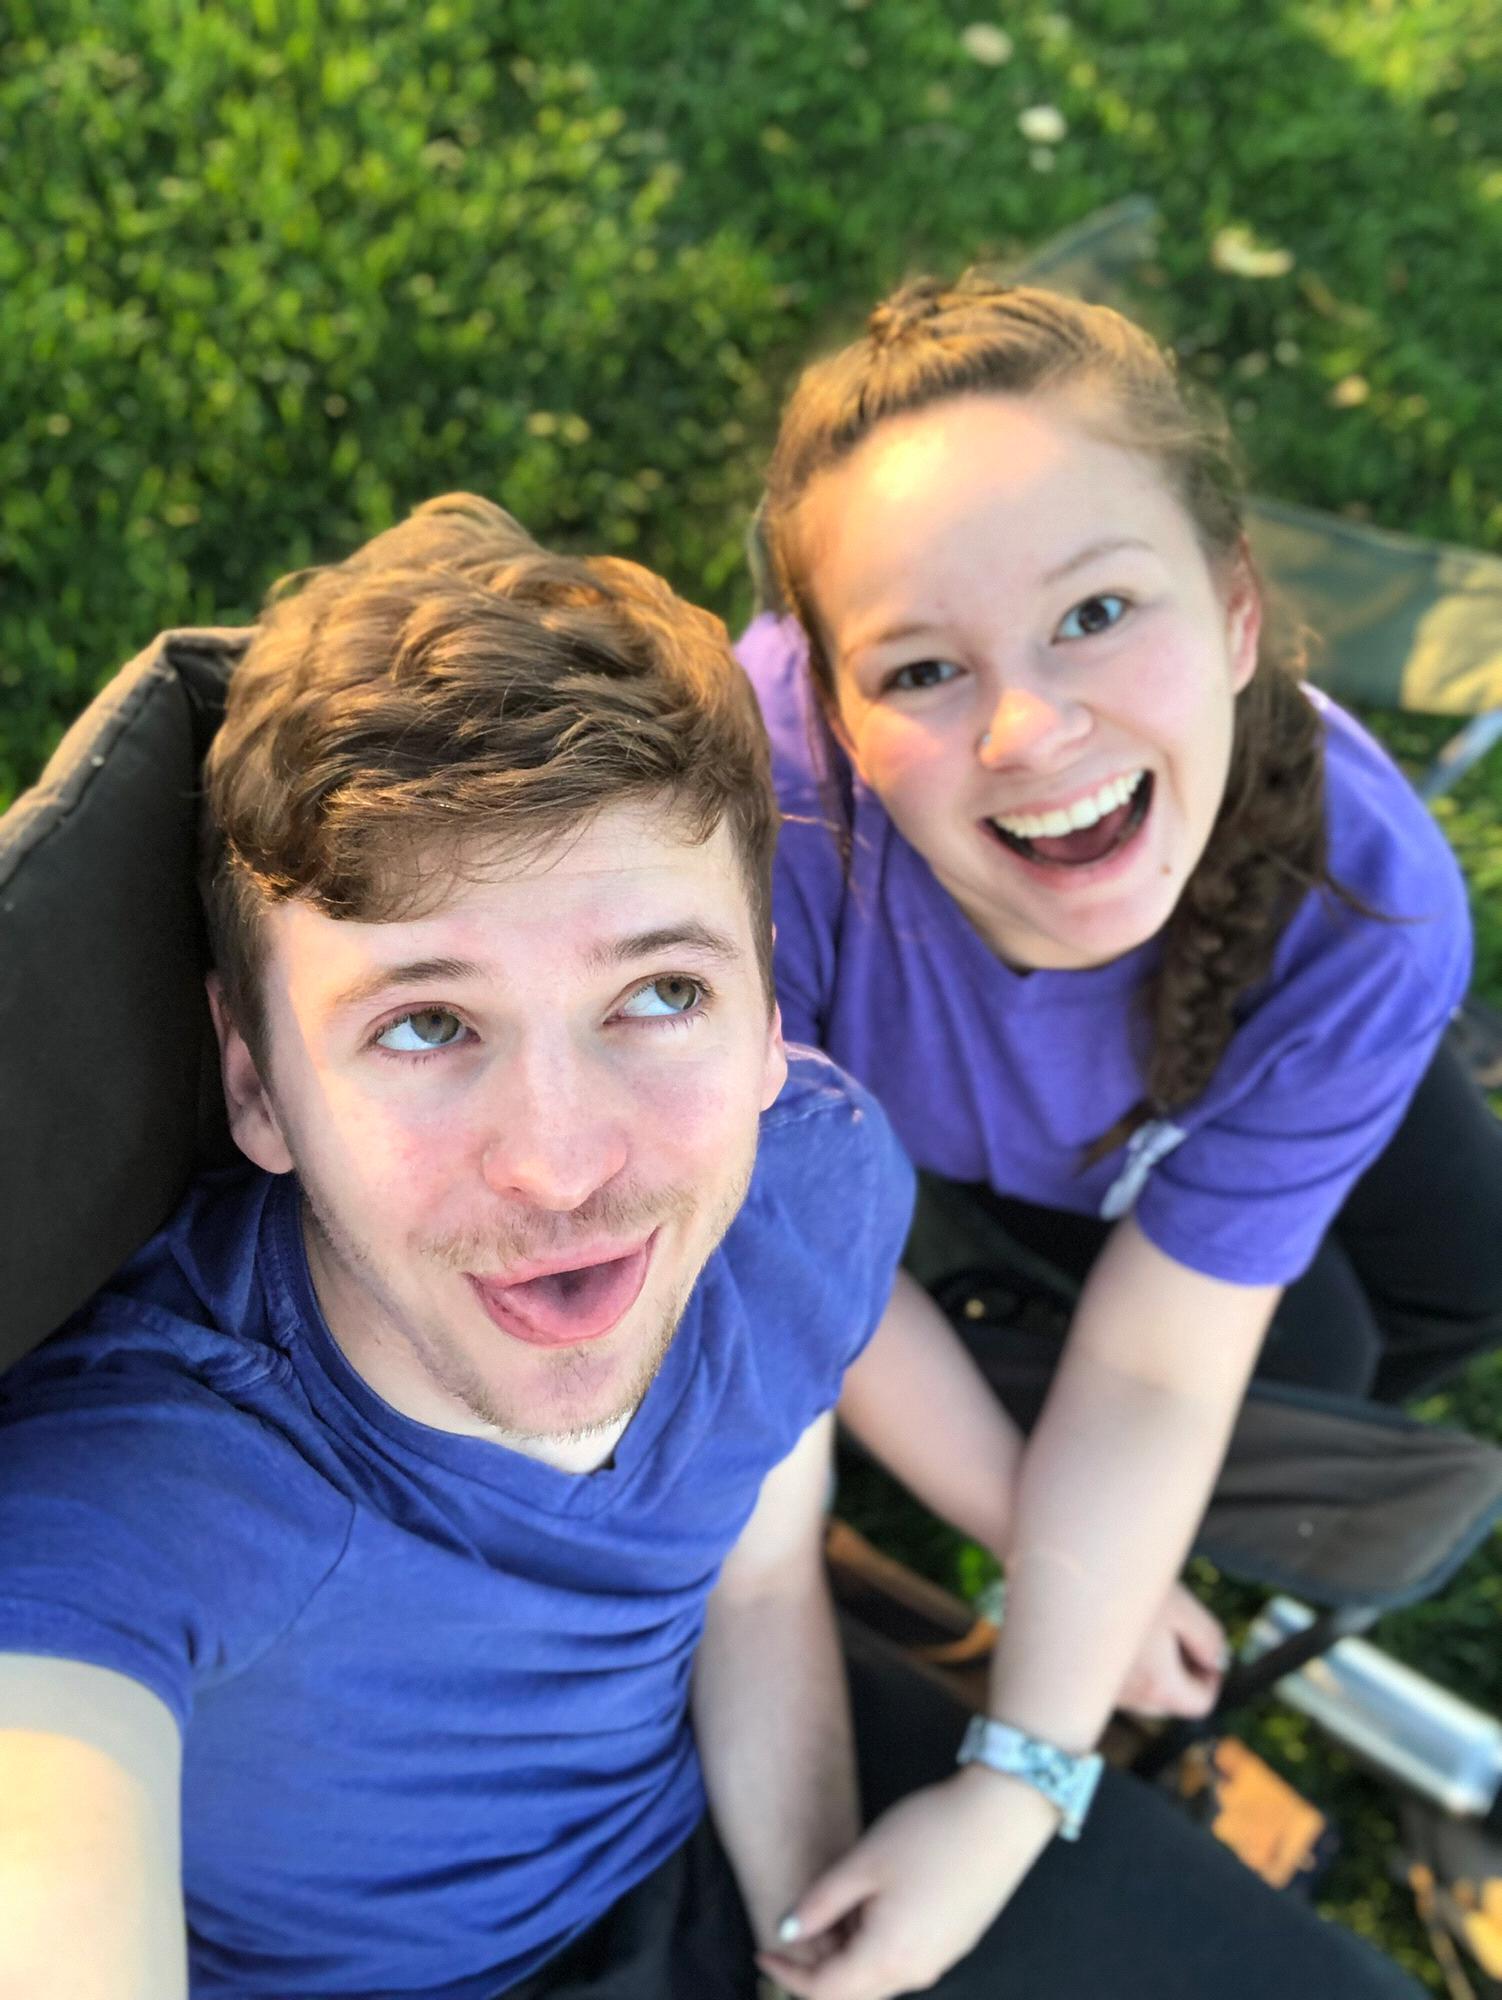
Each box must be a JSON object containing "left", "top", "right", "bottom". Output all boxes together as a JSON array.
[
  {"left": 1248, "top": 497, "right": 1502, "bottom": 719},
  {"left": 0, "top": 629, "right": 244, "bottom": 1372}
]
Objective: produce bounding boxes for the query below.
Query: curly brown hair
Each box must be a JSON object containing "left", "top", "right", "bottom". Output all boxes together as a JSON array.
[
  {"left": 761, "top": 275, "right": 1337, "bottom": 1154},
  {"left": 203, "top": 493, "right": 777, "bottom": 1067}
]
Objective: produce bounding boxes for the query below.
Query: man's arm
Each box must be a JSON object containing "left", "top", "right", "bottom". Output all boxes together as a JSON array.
[
  {"left": 0, "top": 1655, "right": 186, "bottom": 2000},
  {"left": 691, "top": 1410, "right": 860, "bottom": 1955}
]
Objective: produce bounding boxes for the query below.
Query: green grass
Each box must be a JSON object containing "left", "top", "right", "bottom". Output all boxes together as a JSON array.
[{"left": 5, "top": 1, "right": 1502, "bottom": 1987}]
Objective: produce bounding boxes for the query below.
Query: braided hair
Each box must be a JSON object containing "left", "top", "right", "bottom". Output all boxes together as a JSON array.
[{"left": 761, "top": 275, "right": 1336, "bottom": 1154}]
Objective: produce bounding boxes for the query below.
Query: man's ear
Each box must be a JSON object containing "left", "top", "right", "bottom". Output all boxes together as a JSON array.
[
  {"left": 1225, "top": 545, "right": 1264, "bottom": 695},
  {"left": 760, "top": 997, "right": 789, "bottom": 1111},
  {"left": 206, "top": 974, "right": 294, "bottom": 1175}
]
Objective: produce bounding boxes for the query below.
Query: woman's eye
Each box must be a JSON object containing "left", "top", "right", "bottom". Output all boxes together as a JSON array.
[
  {"left": 619, "top": 976, "right": 705, "bottom": 1020},
  {"left": 1057, "top": 593, "right": 1127, "bottom": 640},
  {"left": 375, "top": 1009, "right": 468, "bottom": 1053},
  {"left": 883, "top": 659, "right": 961, "bottom": 694}
]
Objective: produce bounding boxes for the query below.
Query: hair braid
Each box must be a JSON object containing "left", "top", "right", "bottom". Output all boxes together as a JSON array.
[{"left": 1089, "top": 669, "right": 1330, "bottom": 1158}]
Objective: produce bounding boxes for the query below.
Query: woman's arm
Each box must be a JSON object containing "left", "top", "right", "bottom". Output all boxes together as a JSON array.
[
  {"left": 838, "top": 1262, "right": 1235, "bottom": 1718},
  {"left": 983, "top": 1217, "right": 1276, "bottom": 1752},
  {"left": 767, "top": 1235, "right": 1274, "bottom": 2000}
]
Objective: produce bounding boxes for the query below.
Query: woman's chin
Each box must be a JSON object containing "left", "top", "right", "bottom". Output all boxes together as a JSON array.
[{"left": 965, "top": 829, "right": 1186, "bottom": 970}]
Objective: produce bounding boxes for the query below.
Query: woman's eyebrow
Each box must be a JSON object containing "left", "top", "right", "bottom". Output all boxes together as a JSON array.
[
  {"left": 840, "top": 617, "right": 941, "bottom": 665},
  {"left": 1040, "top": 536, "right": 1154, "bottom": 587}
]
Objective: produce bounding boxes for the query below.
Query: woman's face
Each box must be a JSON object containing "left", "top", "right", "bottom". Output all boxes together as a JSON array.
[{"left": 796, "top": 391, "right": 1261, "bottom": 971}]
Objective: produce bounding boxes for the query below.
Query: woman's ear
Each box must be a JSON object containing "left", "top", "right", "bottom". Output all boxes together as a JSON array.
[
  {"left": 1224, "top": 544, "right": 1264, "bottom": 694},
  {"left": 207, "top": 974, "right": 295, "bottom": 1175}
]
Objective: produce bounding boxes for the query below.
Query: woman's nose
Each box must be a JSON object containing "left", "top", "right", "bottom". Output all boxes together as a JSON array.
[{"left": 977, "top": 681, "right": 1090, "bottom": 769}]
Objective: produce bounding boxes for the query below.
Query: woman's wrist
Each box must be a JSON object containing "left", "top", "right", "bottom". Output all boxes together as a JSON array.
[{"left": 950, "top": 1758, "right": 1070, "bottom": 1842}]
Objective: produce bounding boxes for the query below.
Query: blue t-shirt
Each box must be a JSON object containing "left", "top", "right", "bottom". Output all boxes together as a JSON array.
[
  {"left": 0, "top": 1053, "right": 913, "bottom": 2000},
  {"left": 738, "top": 612, "right": 1472, "bottom": 1287}
]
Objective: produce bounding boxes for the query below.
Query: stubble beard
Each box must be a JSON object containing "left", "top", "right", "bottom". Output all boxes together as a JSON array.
[{"left": 300, "top": 1142, "right": 758, "bottom": 1449}]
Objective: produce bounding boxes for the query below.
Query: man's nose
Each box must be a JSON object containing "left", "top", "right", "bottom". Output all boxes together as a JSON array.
[
  {"left": 478, "top": 1050, "right": 629, "bottom": 1212},
  {"left": 977, "top": 678, "right": 1090, "bottom": 769}
]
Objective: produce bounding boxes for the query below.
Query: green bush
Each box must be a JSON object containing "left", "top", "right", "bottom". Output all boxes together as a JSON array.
[
  {"left": 0, "top": 1, "right": 795, "bottom": 800},
  {"left": 6, "top": 0, "right": 1502, "bottom": 805}
]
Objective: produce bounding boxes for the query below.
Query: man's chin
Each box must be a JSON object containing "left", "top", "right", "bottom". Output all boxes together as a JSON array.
[{"left": 459, "top": 1287, "right": 688, "bottom": 1448}]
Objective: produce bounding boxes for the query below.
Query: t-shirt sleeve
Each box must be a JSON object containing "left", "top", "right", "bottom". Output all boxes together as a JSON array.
[
  {"left": 0, "top": 1324, "right": 353, "bottom": 1728},
  {"left": 848, "top": 1083, "right": 920, "bottom": 1366},
  {"left": 1134, "top": 886, "right": 1472, "bottom": 1287},
  {"left": 737, "top": 613, "right": 848, "bottom": 1050},
  {"left": 767, "top": 1058, "right": 918, "bottom": 1381}
]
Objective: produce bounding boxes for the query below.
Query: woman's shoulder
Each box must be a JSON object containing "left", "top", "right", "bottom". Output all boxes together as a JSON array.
[
  {"left": 1315, "top": 692, "right": 1467, "bottom": 915},
  {"left": 736, "top": 613, "right": 835, "bottom": 797},
  {"left": 1257, "top": 692, "right": 1471, "bottom": 1051}
]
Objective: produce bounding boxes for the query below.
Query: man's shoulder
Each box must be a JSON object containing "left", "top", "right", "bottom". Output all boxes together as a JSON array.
[
  {"left": 759, "top": 1045, "right": 901, "bottom": 1157},
  {"left": 693, "top": 1051, "right": 915, "bottom": 1415},
  {"left": 738, "top": 1049, "right": 915, "bottom": 1274},
  {"left": 1, "top": 1162, "right": 311, "bottom": 1477},
  {"left": 0, "top": 1171, "right": 353, "bottom": 1723},
  {"left": 27, "top": 1164, "right": 290, "bottom": 1386}
]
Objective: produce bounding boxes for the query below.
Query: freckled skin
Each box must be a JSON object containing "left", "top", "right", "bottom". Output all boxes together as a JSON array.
[
  {"left": 797, "top": 392, "right": 1261, "bottom": 972},
  {"left": 215, "top": 805, "right": 786, "bottom": 1460}
]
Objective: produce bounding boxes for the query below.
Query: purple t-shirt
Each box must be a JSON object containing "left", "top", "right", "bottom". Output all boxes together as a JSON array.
[
  {"left": 0, "top": 1053, "right": 913, "bottom": 2000},
  {"left": 739, "top": 613, "right": 1472, "bottom": 1287}
]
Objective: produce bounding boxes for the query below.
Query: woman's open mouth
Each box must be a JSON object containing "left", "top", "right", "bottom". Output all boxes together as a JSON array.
[
  {"left": 985, "top": 770, "right": 1153, "bottom": 870},
  {"left": 467, "top": 1237, "right": 655, "bottom": 1348}
]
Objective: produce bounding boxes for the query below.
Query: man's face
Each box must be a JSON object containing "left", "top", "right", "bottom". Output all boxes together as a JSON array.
[{"left": 216, "top": 802, "right": 786, "bottom": 1461}]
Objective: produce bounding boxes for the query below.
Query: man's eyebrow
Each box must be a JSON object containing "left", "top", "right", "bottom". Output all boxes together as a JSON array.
[
  {"left": 327, "top": 957, "right": 483, "bottom": 1017},
  {"left": 1040, "top": 536, "right": 1154, "bottom": 587},
  {"left": 585, "top": 923, "right": 744, "bottom": 971}
]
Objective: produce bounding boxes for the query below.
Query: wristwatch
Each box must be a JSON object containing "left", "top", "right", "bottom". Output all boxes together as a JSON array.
[{"left": 956, "top": 1716, "right": 1104, "bottom": 1841}]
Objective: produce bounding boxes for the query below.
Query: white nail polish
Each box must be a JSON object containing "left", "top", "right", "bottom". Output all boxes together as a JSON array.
[{"left": 777, "top": 1912, "right": 803, "bottom": 1944}]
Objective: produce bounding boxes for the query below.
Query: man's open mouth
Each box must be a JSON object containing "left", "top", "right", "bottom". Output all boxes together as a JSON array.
[
  {"left": 468, "top": 1237, "right": 655, "bottom": 1348},
  {"left": 985, "top": 770, "right": 1152, "bottom": 869}
]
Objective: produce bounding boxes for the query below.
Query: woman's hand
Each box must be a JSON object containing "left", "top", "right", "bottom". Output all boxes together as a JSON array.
[
  {"left": 755, "top": 1768, "right": 1059, "bottom": 2000},
  {"left": 1118, "top": 1580, "right": 1228, "bottom": 1719}
]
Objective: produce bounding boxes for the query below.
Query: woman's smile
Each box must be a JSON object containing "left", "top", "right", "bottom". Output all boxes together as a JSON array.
[{"left": 797, "top": 391, "right": 1260, "bottom": 970}]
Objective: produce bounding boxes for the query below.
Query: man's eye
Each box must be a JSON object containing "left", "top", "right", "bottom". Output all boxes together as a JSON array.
[
  {"left": 1057, "top": 593, "right": 1127, "bottom": 640},
  {"left": 375, "top": 1009, "right": 468, "bottom": 1053},
  {"left": 618, "top": 977, "right": 705, "bottom": 1020},
  {"left": 883, "top": 659, "right": 961, "bottom": 694}
]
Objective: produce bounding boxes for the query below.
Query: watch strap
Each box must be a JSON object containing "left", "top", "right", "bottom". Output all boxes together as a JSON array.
[{"left": 956, "top": 1715, "right": 1104, "bottom": 1841}]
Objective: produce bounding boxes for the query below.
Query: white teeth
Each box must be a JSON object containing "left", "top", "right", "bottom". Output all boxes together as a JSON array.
[{"left": 992, "top": 770, "right": 1145, "bottom": 841}]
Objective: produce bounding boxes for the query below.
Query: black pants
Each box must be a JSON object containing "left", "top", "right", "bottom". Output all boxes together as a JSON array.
[
  {"left": 509, "top": 1624, "right": 1423, "bottom": 1998},
  {"left": 947, "top": 1035, "right": 1502, "bottom": 1404}
]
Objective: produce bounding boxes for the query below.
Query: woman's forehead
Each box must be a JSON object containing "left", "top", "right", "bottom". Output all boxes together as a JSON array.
[{"left": 802, "top": 396, "right": 1186, "bottom": 635}]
